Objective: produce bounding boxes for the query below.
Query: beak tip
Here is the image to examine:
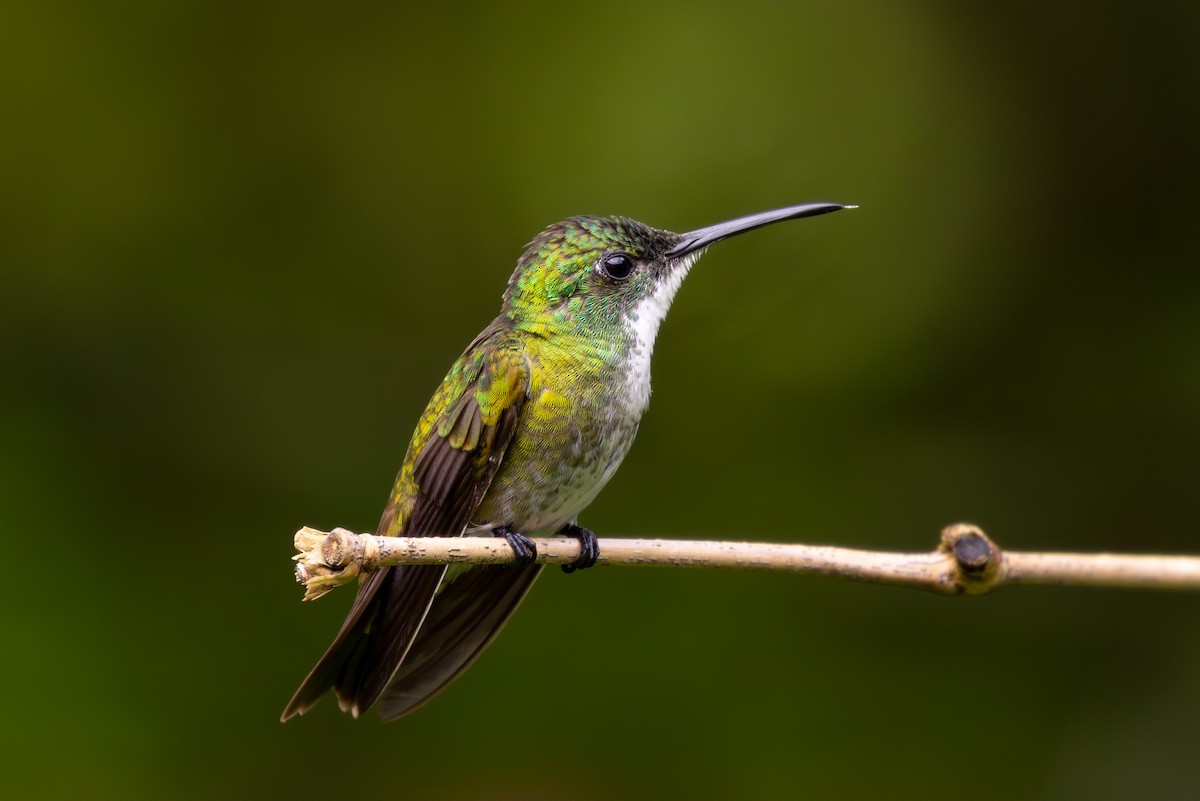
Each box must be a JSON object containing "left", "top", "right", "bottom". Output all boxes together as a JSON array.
[{"left": 665, "top": 201, "right": 854, "bottom": 259}]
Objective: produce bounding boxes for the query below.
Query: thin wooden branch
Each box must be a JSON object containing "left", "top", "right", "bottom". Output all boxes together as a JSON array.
[{"left": 290, "top": 523, "right": 1200, "bottom": 601}]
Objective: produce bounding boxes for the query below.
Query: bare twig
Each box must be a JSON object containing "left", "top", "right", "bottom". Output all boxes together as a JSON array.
[{"left": 290, "top": 523, "right": 1200, "bottom": 600}]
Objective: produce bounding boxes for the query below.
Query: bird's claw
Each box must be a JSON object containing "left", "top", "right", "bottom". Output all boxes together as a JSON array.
[
  {"left": 559, "top": 523, "right": 599, "bottom": 573},
  {"left": 495, "top": 526, "right": 538, "bottom": 568}
]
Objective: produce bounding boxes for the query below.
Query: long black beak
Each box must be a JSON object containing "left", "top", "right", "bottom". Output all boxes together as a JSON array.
[{"left": 664, "top": 202, "right": 854, "bottom": 258}]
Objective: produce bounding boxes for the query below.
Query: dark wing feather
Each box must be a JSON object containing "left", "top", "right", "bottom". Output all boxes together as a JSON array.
[
  {"left": 281, "top": 326, "right": 529, "bottom": 720},
  {"left": 337, "top": 563, "right": 447, "bottom": 714},
  {"left": 376, "top": 563, "right": 542, "bottom": 721}
]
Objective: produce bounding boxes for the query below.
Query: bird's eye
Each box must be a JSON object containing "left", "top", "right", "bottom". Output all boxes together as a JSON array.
[{"left": 598, "top": 252, "right": 636, "bottom": 281}]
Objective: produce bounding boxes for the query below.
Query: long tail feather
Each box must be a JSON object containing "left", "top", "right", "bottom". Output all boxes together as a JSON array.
[
  {"left": 280, "top": 564, "right": 446, "bottom": 720},
  {"left": 376, "top": 564, "right": 542, "bottom": 721}
]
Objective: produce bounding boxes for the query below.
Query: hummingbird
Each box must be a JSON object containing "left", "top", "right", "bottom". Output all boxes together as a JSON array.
[{"left": 282, "top": 202, "right": 851, "bottom": 722}]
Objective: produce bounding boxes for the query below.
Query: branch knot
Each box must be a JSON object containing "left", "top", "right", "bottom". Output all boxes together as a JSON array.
[{"left": 941, "top": 523, "right": 1004, "bottom": 594}]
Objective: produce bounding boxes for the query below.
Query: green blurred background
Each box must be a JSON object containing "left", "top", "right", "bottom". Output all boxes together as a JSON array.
[{"left": 3, "top": 1, "right": 1199, "bottom": 799}]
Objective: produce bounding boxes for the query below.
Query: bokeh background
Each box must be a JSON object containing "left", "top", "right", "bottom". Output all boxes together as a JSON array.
[{"left": 4, "top": 2, "right": 1199, "bottom": 799}]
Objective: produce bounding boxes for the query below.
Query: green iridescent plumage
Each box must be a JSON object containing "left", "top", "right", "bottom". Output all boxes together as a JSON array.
[{"left": 283, "top": 202, "right": 849, "bottom": 722}]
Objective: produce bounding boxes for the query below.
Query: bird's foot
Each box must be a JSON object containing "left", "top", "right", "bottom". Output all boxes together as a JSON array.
[
  {"left": 559, "top": 523, "right": 599, "bottom": 574},
  {"left": 494, "top": 525, "right": 538, "bottom": 568}
]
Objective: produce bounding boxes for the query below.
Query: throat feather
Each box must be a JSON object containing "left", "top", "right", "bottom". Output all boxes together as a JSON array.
[{"left": 621, "top": 254, "right": 696, "bottom": 410}]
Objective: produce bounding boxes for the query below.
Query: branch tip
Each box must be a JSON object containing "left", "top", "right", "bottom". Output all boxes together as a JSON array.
[{"left": 293, "top": 526, "right": 360, "bottom": 601}]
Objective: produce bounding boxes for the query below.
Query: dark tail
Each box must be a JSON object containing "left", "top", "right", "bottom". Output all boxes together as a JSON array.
[
  {"left": 281, "top": 563, "right": 446, "bottom": 721},
  {"left": 376, "top": 563, "right": 542, "bottom": 721}
]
